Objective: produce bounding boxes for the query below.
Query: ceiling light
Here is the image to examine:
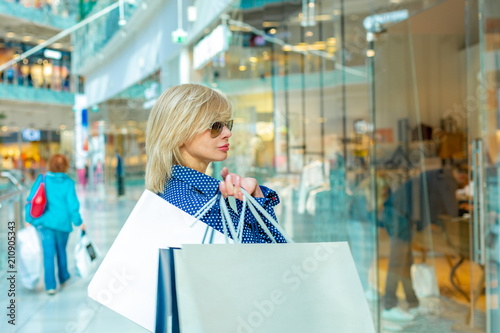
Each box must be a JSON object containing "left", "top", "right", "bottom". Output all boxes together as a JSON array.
[
  {"left": 263, "top": 21, "right": 280, "bottom": 28},
  {"left": 249, "top": 57, "right": 258, "bottom": 63},
  {"left": 38, "top": 39, "right": 46, "bottom": 44},
  {"left": 22, "top": 36, "right": 32, "bottom": 42},
  {"left": 6, "top": 32, "right": 15, "bottom": 38},
  {"left": 269, "top": 28, "right": 276, "bottom": 34},
  {"left": 366, "top": 49, "right": 375, "bottom": 57},
  {"left": 239, "top": 65, "right": 247, "bottom": 71},
  {"left": 187, "top": 6, "right": 196, "bottom": 22},
  {"left": 52, "top": 43, "right": 62, "bottom": 49}
]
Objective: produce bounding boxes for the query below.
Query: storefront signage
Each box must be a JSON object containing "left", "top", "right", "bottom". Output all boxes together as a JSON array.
[
  {"left": 22, "top": 129, "right": 41, "bottom": 142},
  {"left": 193, "top": 25, "right": 231, "bottom": 70},
  {"left": 354, "top": 120, "right": 374, "bottom": 134},
  {"left": 44, "top": 49, "right": 62, "bottom": 60},
  {"left": 363, "top": 10, "right": 409, "bottom": 32},
  {"left": 172, "top": 28, "right": 188, "bottom": 44}
]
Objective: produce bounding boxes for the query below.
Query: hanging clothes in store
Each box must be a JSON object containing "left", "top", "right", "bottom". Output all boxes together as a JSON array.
[{"left": 297, "top": 160, "right": 330, "bottom": 214}]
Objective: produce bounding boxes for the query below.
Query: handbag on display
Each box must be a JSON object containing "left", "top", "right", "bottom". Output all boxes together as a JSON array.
[
  {"left": 155, "top": 190, "right": 375, "bottom": 333},
  {"left": 74, "top": 230, "right": 100, "bottom": 278},
  {"left": 29, "top": 174, "right": 47, "bottom": 218},
  {"left": 411, "top": 263, "right": 440, "bottom": 299}
]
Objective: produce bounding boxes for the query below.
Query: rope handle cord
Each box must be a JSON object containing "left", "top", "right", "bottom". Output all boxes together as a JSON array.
[{"left": 190, "top": 188, "right": 294, "bottom": 244}]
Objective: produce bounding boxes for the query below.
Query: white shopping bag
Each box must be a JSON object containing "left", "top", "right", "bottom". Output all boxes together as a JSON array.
[
  {"left": 87, "top": 190, "right": 227, "bottom": 332},
  {"left": 17, "top": 226, "right": 42, "bottom": 290},
  {"left": 74, "top": 230, "right": 100, "bottom": 278},
  {"left": 411, "top": 263, "right": 440, "bottom": 298},
  {"left": 174, "top": 242, "right": 375, "bottom": 333}
]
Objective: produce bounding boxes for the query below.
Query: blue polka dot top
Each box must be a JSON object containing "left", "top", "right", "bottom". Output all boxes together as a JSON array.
[{"left": 159, "top": 165, "right": 286, "bottom": 243}]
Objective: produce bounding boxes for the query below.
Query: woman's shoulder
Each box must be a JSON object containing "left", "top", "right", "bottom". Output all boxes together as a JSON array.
[
  {"left": 162, "top": 176, "right": 199, "bottom": 199},
  {"left": 160, "top": 176, "right": 207, "bottom": 212},
  {"left": 45, "top": 172, "right": 75, "bottom": 185}
]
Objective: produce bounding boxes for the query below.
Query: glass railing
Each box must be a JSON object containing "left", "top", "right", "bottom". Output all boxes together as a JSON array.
[
  {"left": 0, "top": 0, "right": 77, "bottom": 30},
  {"left": 240, "top": 0, "right": 292, "bottom": 9},
  {"left": 0, "top": 83, "right": 74, "bottom": 105},
  {"left": 205, "top": 66, "right": 367, "bottom": 95},
  {"left": 72, "top": 0, "right": 142, "bottom": 74},
  {"left": 0, "top": 170, "right": 29, "bottom": 276}
]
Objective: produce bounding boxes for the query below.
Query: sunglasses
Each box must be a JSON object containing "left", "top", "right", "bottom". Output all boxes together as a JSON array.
[{"left": 209, "top": 120, "right": 233, "bottom": 138}]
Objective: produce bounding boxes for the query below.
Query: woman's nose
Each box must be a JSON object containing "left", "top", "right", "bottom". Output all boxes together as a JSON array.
[{"left": 220, "top": 124, "right": 232, "bottom": 138}]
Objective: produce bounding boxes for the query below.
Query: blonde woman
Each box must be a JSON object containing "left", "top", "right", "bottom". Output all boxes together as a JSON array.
[{"left": 145, "top": 83, "right": 286, "bottom": 243}]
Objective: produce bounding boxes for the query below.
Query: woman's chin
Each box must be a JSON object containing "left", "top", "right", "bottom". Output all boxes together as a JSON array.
[{"left": 215, "top": 152, "right": 228, "bottom": 161}]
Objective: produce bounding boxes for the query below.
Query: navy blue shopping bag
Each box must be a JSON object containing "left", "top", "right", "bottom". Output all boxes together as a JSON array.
[{"left": 155, "top": 248, "right": 180, "bottom": 333}]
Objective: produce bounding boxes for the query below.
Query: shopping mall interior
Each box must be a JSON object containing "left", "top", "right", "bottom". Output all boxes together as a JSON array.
[{"left": 1, "top": 0, "right": 500, "bottom": 332}]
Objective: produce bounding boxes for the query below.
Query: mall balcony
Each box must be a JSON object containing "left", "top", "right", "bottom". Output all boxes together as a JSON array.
[
  {"left": 0, "top": 0, "right": 77, "bottom": 146},
  {"left": 0, "top": 0, "right": 77, "bottom": 31}
]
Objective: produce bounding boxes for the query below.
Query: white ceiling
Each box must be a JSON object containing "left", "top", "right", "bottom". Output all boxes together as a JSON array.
[{"left": 0, "top": 14, "right": 72, "bottom": 50}]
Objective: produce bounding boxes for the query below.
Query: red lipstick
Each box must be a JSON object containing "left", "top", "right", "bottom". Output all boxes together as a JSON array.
[{"left": 218, "top": 144, "right": 229, "bottom": 152}]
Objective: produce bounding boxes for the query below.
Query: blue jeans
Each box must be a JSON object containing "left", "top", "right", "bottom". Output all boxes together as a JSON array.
[{"left": 38, "top": 227, "right": 70, "bottom": 290}]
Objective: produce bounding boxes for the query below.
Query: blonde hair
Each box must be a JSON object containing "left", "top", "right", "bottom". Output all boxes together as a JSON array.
[{"left": 145, "top": 83, "right": 232, "bottom": 193}]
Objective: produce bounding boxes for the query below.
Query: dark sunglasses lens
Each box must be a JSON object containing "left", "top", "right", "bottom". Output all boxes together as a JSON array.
[
  {"left": 227, "top": 120, "right": 233, "bottom": 131},
  {"left": 211, "top": 122, "right": 223, "bottom": 137}
]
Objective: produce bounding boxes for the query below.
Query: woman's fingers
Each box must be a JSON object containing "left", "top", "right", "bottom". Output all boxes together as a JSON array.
[
  {"left": 218, "top": 168, "right": 246, "bottom": 200},
  {"left": 219, "top": 181, "right": 228, "bottom": 198},
  {"left": 234, "top": 175, "right": 243, "bottom": 200},
  {"left": 225, "top": 174, "right": 235, "bottom": 197},
  {"left": 220, "top": 167, "right": 229, "bottom": 180}
]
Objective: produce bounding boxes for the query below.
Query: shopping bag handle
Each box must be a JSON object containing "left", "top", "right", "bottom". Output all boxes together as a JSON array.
[
  {"left": 219, "top": 189, "right": 294, "bottom": 244},
  {"left": 190, "top": 188, "right": 293, "bottom": 244},
  {"left": 240, "top": 188, "right": 293, "bottom": 243}
]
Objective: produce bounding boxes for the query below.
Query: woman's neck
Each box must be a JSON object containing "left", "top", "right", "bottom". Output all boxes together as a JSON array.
[{"left": 181, "top": 157, "right": 208, "bottom": 174}]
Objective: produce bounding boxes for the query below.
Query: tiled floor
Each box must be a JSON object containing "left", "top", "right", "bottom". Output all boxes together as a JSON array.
[
  {"left": 0, "top": 184, "right": 489, "bottom": 333},
  {"left": 1, "top": 185, "right": 149, "bottom": 333}
]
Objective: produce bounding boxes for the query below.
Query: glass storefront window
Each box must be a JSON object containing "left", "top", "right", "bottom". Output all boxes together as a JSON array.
[
  {"left": 0, "top": 39, "right": 73, "bottom": 92},
  {"left": 184, "top": 0, "right": 500, "bottom": 331}
]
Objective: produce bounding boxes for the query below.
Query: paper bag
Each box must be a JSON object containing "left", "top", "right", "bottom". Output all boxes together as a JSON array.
[
  {"left": 173, "top": 242, "right": 376, "bottom": 333},
  {"left": 87, "top": 190, "right": 226, "bottom": 332}
]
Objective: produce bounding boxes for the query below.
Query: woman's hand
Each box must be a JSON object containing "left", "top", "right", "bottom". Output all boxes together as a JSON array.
[
  {"left": 80, "top": 223, "right": 86, "bottom": 231},
  {"left": 219, "top": 167, "right": 264, "bottom": 200}
]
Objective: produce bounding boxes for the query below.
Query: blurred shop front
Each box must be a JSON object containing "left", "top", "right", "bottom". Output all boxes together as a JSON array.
[
  {"left": 184, "top": 0, "right": 500, "bottom": 332},
  {"left": 77, "top": 71, "right": 160, "bottom": 193},
  {"left": 0, "top": 128, "right": 72, "bottom": 181}
]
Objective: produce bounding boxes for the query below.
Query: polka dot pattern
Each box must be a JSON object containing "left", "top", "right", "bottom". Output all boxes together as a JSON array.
[{"left": 159, "top": 165, "right": 286, "bottom": 243}]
